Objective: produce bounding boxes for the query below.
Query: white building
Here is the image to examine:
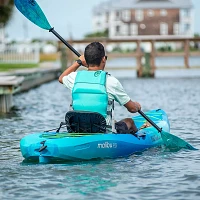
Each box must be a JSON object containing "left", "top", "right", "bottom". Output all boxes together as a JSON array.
[{"left": 92, "top": 0, "right": 194, "bottom": 39}]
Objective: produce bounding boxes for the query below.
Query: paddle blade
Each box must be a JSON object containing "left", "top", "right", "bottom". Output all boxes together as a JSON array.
[
  {"left": 15, "top": 0, "right": 51, "bottom": 30},
  {"left": 161, "top": 130, "right": 197, "bottom": 151}
]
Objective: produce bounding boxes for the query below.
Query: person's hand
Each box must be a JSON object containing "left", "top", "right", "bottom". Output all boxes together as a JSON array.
[
  {"left": 79, "top": 55, "right": 88, "bottom": 67},
  {"left": 124, "top": 100, "right": 141, "bottom": 113},
  {"left": 134, "top": 102, "right": 141, "bottom": 111}
]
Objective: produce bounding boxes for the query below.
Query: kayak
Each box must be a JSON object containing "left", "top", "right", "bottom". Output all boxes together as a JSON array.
[{"left": 20, "top": 109, "right": 170, "bottom": 163}]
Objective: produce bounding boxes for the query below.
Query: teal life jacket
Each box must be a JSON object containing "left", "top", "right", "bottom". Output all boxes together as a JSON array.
[{"left": 72, "top": 70, "right": 108, "bottom": 118}]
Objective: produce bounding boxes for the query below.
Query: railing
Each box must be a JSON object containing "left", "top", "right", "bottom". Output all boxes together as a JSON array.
[
  {"left": 58, "top": 37, "right": 200, "bottom": 77},
  {"left": 0, "top": 44, "right": 40, "bottom": 64}
]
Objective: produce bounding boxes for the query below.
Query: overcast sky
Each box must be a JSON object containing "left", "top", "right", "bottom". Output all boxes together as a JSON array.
[{"left": 5, "top": 0, "right": 200, "bottom": 41}]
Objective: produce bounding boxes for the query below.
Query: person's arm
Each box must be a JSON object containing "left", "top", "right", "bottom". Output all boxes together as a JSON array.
[
  {"left": 124, "top": 100, "right": 141, "bottom": 113},
  {"left": 107, "top": 76, "right": 141, "bottom": 113},
  {"left": 58, "top": 55, "right": 87, "bottom": 84},
  {"left": 58, "top": 62, "right": 80, "bottom": 84}
]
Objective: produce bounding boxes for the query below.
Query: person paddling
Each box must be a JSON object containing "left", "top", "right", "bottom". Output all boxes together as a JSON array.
[{"left": 59, "top": 42, "right": 141, "bottom": 134}]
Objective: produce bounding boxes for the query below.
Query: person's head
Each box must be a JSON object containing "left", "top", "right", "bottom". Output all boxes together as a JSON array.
[{"left": 84, "top": 42, "right": 107, "bottom": 69}]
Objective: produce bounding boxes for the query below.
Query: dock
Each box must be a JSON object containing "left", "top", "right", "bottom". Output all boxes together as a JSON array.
[
  {"left": 60, "top": 37, "right": 200, "bottom": 77},
  {"left": 0, "top": 76, "right": 24, "bottom": 113},
  {"left": 0, "top": 62, "right": 61, "bottom": 113}
]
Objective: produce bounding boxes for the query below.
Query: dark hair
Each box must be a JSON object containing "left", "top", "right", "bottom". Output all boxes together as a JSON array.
[{"left": 84, "top": 42, "right": 105, "bottom": 66}]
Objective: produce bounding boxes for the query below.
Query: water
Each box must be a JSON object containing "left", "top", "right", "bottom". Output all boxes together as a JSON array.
[
  {"left": 0, "top": 77, "right": 200, "bottom": 200},
  {"left": 106, "top": 56, "right": 200, "bottom": 68}
]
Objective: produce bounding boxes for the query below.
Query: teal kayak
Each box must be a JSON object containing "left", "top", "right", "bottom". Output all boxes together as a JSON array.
[{"left": 20, "top": 109, "right": 170, "bottom": 163}]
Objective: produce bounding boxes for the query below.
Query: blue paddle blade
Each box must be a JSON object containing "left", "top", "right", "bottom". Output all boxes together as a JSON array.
[
  {"left": 14, "top": 0, "right": 51, "bottom": 30},
  {"left": 161, "top": 130, "right": 198, "bottom": 151}
]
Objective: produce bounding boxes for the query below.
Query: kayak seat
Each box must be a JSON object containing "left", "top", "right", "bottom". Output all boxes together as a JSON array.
[{"left": 65, "top": 111, "right": 107, "bottom": 133}]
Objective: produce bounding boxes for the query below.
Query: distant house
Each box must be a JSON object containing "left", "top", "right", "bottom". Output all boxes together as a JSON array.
[{"left": 92, "top": 0, "right": 194, "bottom": 39}]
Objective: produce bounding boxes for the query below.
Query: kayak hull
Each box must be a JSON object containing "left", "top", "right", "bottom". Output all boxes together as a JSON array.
[{"left": 20, "top": 109, "right": 170, "bottom": 163}]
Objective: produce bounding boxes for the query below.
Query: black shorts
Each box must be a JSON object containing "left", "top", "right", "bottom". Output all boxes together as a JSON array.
[{"left": 115, "top": 121, "right": 129, "bottom": 134}]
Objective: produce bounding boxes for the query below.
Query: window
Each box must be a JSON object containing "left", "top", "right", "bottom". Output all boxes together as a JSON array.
[
  {"left": 130, "top": 23, "right": 138, "bottom": 35},
  {"left": 183, "top": 9, "right": 190, "bottom": 17},
  {"left": 135, "top": 10, "right": 144, "bottom": 21},
  {"left": 173, "top": 23, "right": 179, "bottom": 35},
  {"left": 121, "top": 23, "right": 129, "bottom": 35},
  {"left": 122, "top": 10, "right": 131, "bottom": 22},
  {"left": 160, "top": 23, "right": 168, "bottom": 35},
  {"left": 147, "top": 10, "right": 154, "bottom": 17},
  {"left": 115, "top": 11, "right": 121, "bottom": 20},
  {"left": 160, "top": 9, "right": 167, "bottom": 17},
  {"left": 116, "top": 25, "right": 120, "bottom": 35},
  {"left": 184, "top": 23, "right": 190, "bottom": 32}
]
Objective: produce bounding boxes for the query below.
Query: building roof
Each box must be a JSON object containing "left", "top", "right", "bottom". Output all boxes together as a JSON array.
[{"left": 93, "top": 0, "right": 193, "bottom": 14}]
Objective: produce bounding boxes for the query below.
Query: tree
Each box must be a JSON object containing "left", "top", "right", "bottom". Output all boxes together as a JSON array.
[
  {"left": 0, "top": 0, "right": 14, "bottom": 25},
  {"left": 84, "top": 29, "right": 109, "bottom": 38},
  {"left": 194, "top": 33, "right": 200, "bottom": 38}
]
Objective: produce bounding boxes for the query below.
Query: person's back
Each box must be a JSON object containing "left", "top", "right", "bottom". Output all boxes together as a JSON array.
[
  {"left": 59, "top": 42, "right": 141, "bottom": 133},
  {"left": 72, "top": 70, "right": 108, "bottom": 119}
]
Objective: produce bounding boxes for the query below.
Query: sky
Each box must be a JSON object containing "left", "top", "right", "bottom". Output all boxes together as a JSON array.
[{"left": 4, "top": 0, "right": 200, "bottom": 41}]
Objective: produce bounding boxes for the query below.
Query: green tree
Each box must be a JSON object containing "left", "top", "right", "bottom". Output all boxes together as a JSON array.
[
  {"left": 0, "top": 0, "right": 14, "bottom": 25},
  {"left": 84, "top": 29, "right": 108, "bottom": 38},
  {"left": 194, "top": 33, "right": 200, "bottom": 38}
]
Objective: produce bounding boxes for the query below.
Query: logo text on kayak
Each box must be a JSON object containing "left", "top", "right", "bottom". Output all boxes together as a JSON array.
[{"left": 97, "top": 142, "right": 117, "bottom": 149}]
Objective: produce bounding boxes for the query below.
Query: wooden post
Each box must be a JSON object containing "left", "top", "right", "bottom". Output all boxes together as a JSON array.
[
  {"left": 60, "top": 44, "right": 68, "bottom": 72},
  {"left": 150, "top": 40, "right": 156, "bottom": 77},
  {"left": 184, "top": 39, "right": 190, "bottom": 68},
  {"left": 0, "top": 94, "right": 12, "bottom": 113},
  {"left": 102, "top": 39, "right": 107, "bottom": 55},
  {"left": 0, "top": 76, "right": 24, "bottom": 113},
  {"left": 68, "top": 38, "right": 74, "bottom": 66},
  {"left": 136, "top": 40, "right": 142, "bottom": 77}
]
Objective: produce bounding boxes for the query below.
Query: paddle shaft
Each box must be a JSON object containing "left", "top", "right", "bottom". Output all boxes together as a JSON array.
[
  {"left": 138, "top": 110, "right": 162, "bottom": 132},
  {"left": 49, "top": 28, "right": 81, "bottom": 57}
]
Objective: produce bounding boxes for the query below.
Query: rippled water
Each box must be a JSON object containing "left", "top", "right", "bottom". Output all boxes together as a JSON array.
[{"left": 0, "top": 77, "right": 200, "bottom": 200}]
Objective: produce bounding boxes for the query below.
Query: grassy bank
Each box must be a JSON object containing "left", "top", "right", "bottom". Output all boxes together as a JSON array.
[
  {"left": 40, "top": 53, "right": 59, "bottom": 62},
  {"left": 0, "top": 63, "right": 38, "bottom": 71}
]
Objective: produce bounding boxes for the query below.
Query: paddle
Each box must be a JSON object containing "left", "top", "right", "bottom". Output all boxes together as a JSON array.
[
  {"left": 14, "top": 0, "right": 81, "bottom": 57},
  {"left": 138, "top": 110, "right": 197, "bottom": 150}
]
